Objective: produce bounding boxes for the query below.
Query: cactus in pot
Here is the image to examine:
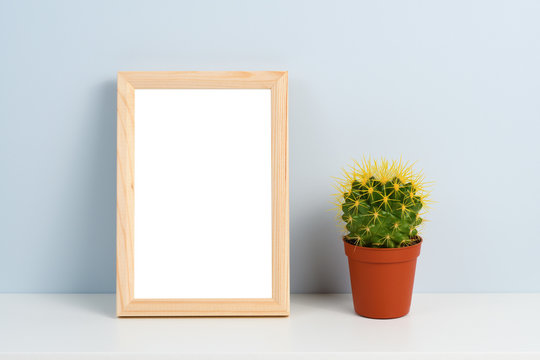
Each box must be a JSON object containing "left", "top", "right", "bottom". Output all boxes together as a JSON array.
[
  {"left": 334, "top": 157, "right": 432, "bottom": 318},
  {"left": 335, "top": 157, "right": 431, "bottom": 248}
]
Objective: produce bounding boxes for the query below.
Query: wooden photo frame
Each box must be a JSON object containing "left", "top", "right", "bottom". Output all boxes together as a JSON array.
[{"left": 116, "top": 71, "right": 289, "bottom": 316}]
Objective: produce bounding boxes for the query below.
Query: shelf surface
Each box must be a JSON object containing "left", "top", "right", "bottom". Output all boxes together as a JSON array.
[{"left": 1, "top": 293, "right": 539, "bottom": 359}]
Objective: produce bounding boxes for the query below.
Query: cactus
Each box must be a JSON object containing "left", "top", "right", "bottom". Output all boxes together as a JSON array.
[{"left": 334, "top": 158, "right": 431, "bottom": 248}]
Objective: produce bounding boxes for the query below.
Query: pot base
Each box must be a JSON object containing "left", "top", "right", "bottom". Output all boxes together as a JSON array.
[{"left": 355, "top": 310, "right": 410, "bottom": 319}]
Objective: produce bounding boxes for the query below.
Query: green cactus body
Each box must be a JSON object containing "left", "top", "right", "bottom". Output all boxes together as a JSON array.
[{"left": 341, "top": 177, "right": 424, "bottom": 248}]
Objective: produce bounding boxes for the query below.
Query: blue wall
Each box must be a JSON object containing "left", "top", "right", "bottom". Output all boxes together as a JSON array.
[{"left": 1, "top": 0, "right": 540, "bottom": 293}]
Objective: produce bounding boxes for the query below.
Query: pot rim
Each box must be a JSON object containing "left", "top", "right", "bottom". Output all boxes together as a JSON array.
[{"left": 343, "top": 236, "right": 423, "bottom": 263}]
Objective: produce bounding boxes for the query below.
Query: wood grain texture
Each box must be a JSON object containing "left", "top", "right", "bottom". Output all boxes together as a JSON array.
[
  {"left": 116, "top": 71, "right": 289, "bottom": 317},
  {"left": 118, "top": 71, "right": 284, "bottom": 89},
  {"left": 116, "top": 73, "right": 135, "bottom": 315}
]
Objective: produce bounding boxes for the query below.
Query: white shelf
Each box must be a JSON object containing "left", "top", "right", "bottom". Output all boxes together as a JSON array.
[{"left": 1, "top": 294, "right": 539, "bottom": 359}]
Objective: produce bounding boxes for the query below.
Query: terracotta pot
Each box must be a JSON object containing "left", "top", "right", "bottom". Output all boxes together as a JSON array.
[{"left": 344, "top": 237, "right": 422, "bottom": 319}]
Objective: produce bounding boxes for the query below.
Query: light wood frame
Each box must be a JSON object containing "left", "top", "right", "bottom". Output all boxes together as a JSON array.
[{"left": 116, "top": 71, "right": 289, "bottom": 317}]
